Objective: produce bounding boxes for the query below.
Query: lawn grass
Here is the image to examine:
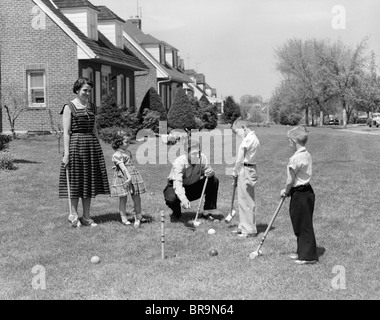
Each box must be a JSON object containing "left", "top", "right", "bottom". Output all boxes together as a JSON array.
[{"left": 0, "top": 125, "right": 379, "bottom": 300}]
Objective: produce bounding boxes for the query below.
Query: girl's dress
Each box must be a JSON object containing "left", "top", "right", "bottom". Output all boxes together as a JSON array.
[
  {"left": 58, "top": 101, "right": 110, "bottom": 198},
  {"left": 111, "top": 149, "right": 146, "bottom": 197}
]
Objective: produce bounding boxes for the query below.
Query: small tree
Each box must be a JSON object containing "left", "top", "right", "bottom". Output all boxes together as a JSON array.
[
  {"left": 222, "top": 96, "right": 241, "bottom": 124},
  {"left": 138, "top": 87, "right": 167, "bottom": 121},
  {"left": 198, "top": 95, "right": 218, "bottom": 130},
  {"left": 96, "top": 94, "right": 124, "bottom": 129},
  {"left": 167, "top": 87, "right": 196, "bottom": 131},
  {"left": 1, "top": 84, "right": 28, "bottom": 139}
]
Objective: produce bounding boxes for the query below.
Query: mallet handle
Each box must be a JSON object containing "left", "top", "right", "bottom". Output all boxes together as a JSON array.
[
  {"left": 194, "top": 177, "right": 209, "bottom": 221},
  {"left": 65, "top": 166, "right": 72, "bottom": 216},
  {"left": 254, "top": 197, "right": 286, "bottom": 252}
]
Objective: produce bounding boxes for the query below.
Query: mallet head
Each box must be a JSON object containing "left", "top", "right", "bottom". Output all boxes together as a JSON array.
[{"left": 249, "top": 250, "right": 262, "bottom": 260}]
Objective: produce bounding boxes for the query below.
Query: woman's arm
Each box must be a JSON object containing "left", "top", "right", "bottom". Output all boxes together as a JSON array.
[{"left": 62, "top": 105, "right": 71, "bottom": 165}]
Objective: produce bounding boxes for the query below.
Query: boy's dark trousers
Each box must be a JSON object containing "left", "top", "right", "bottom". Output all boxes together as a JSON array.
[
  {"left": 289, "top": 184, "right": 318, "bottom": 261},
  {"left": 163, "top": 176, "right": 219, "bottom": 217}
]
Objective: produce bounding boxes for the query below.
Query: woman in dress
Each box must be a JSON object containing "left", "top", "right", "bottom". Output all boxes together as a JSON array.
[{"left": 59, "top": 77, "right": 110, "bottom": 227}]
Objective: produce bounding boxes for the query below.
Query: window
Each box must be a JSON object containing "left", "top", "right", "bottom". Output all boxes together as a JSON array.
[
  {"left": 82, "top": 67, "right": 94, "bottom": 102},
  {"left": 27, "top": 71, "right": 46, "bottom": 107},
  {"left": 101, "top": 74, "right": 109, "bottom": 96},
  {"left": 119, "top": 74, "right": 126, "bottom": 107}
]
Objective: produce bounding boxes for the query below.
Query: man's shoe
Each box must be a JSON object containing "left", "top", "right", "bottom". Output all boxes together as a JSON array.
[
  {"left": 237, "top": 233, "right": 257, "bottom": 238},
  {"left": 231, "top": 229, "right": 242, "bottom": 235},
  {"left": 294, "top": 259, "right": 318, "bottom": 265},
  {"left": 201, "top": 213, "right": 214, "bottom": 221},
  {"left": 289, "top": 253, "right": 298, "bottom": 260},
  {"left": 170, "top": 214, "right": 181, "bottom": 222}
]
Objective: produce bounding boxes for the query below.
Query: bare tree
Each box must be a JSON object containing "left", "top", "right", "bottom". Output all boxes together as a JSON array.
[{"left": 1, "top": 84, "right": 28, "bottom": 138}]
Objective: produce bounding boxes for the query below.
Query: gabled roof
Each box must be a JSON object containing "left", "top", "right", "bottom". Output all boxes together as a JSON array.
[
  {"left": 96, "top": 5, "right": 125, "bottom": 23},
  {"left": 123, "top": 20, "right": 191, "bottom": 83},
  {"left": 38, "top": 0, "right": 147, "bottom": 71},
  {"left": 53, "top": 0, "right": 99, "bottom": 11},
  {"left": 161, "top": 41, "right": 178, "bottom": 51}
]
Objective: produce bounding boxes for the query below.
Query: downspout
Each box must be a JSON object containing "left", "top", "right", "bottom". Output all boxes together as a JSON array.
[
  {"left": 157, "top": 77, "right": 171, "bottom": 95},
  {"left": 157, "top": 77, "right": 172, "bottom": 111}
]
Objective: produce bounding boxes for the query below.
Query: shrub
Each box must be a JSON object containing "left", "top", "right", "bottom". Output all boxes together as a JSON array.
[
  {"left": 0, "top": 134, "right": 12, "bottom": 151},
  {"left": 141, "top": 109, "right": 161, "bottom": 133},
  {"left": 96, "top": 94, "right": 124, "bottom": 129},
  {"left": 98, "top": 126, "right": 134, "bottom": 145},
  {"left": 221, "top": 96, "right": 241, "bottom": 124},
  {"left": 190, "top": 97, "right": 202, "bottom": 119},
  {"left": 279, "top": 111, "right": 302, "bottom": 125},
  {"left": 201, "top": 105, "right": 218, "bottom": 130},
  {"left": 138, "top": 87, "right": 167, "bottom": 122},
  {"left": 167, "top": 87, "right": 196, "bottom": 131},
  {"left": 0, "top": 151, "right": 17, "bottom": 171},
  {"left": 121, "top": 109, "right": 141, "bottom": 139}
]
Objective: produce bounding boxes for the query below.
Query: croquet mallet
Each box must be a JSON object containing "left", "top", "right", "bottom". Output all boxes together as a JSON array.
[
  {"left": 189, "top": 176, "right": 209, "bottom": 228},
  {"left": 66, "top": 166, "right": 74, "bottom": 222},
  {"left": 225, "top": 175, "right": 238, "bottom": 223},
  {"left": 249, "top": 196, "right": 286, "bottom": 259}
]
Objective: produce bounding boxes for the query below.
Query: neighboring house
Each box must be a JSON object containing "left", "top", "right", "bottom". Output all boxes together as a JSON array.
[
  {"left": 0, "top": 0, "right": 147, "bottom": 134},
  {"left": 123, "top": 20, "right": 192, "bottom": 111},
  {"left": 184, "top": 69, "right": 224, "bottom": 111}
]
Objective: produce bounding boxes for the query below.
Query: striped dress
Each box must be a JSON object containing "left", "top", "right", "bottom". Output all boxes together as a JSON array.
[
  {"left": 111, "top": 149, "right": 146, "bottom": 197},
  {"left": 58, "top": 102, "right": 110, "bottom": 198}
]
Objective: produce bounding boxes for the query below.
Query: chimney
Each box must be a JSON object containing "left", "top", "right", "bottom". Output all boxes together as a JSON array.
[{"left": 128, "top": 16, "right": 142, "bottom": 30}]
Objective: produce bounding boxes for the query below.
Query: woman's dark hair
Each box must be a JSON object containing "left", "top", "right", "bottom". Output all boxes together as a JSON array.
[{"left": 73, "top": 77, "right": 94, "bottom": 94}]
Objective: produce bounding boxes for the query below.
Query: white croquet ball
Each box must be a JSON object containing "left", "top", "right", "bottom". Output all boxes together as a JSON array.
[
  {"left": 193, "top": 221, "right": 201, "bottom": 227},
  {"left": 91, "top": 256, "right": 100, "bottom": 264},
  {"left": 207, "top": 228, "right": 216, "bottom": 235}
]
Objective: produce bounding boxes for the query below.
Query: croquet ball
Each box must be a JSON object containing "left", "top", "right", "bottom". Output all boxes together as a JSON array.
[
  {"left": 91, "top": 256, "right": 100, "bottom": 264},
  {"left": 150, "top": 192, "right": 155, "bottom": 196},
  {"left": 193, "top": 221, "right": 201, "bottom": 227},
  {"left": 207, "top": 228, "right": 216, "bottom": 235},
  {"left": 209, "top": 249, "right": 218, "bottom": 256},
  {"left": 213, "top": 219, "right": 220, "bottom": 223}
]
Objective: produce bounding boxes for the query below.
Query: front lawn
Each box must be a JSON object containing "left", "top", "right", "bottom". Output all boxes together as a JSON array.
[{"left": 0, "top": 125, "right": 379, "bottom": 300}]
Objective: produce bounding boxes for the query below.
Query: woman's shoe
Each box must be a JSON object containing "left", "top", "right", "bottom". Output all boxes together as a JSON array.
[{"left": 81, "top": 219, "right": 97, "bottom": 227}]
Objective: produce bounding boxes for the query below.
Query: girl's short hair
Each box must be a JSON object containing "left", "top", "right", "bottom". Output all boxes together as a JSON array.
[
  {"left": 111, "top": 132, "right": 131, "bottom": 150},
  {"left": 287, "top": 126, "right": 308, "bottom": 145},
  {"left": 73, "top": 77, "right": 94, "bottom": 94}
]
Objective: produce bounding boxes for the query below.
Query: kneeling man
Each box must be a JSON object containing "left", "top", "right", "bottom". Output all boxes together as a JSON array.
[{"left": 163, "top": 140, "right": 219, "bottom": 222}]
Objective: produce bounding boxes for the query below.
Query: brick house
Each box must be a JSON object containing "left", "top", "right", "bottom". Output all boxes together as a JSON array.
[
  {"left": 0, "top": 0, "right": 147, "bottom": 134},
  {"left": 123, "top": 20, "right": 192, "bottom": 111}
]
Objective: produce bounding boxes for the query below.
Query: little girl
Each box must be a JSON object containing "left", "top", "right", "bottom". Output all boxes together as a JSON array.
[{"left": 111, "top": 132, "right": 146, "bottom": 228}]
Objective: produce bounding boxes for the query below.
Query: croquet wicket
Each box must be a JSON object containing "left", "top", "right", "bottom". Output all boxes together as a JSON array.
[{"left": 160, "top": 210, "right": 165, "bottom": 259}]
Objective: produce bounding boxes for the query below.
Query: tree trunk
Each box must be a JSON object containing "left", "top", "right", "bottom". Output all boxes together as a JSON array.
[
  {"left": 343, "top": 108, "right": 347, "bottom": 129},
  {"left": 319, "top": 110, "right": 324, "bottom": 127},
  {"left": 305, "top": 107, "right": 309, "bottom": 126}
]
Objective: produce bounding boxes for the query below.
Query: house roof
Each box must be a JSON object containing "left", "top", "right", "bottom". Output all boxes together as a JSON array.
[
  {"left": 123, "top": 20, "right": 191, "bottom": 83},
  {"left": 53, "top": 0, "right": 99, "bottom": 12},
  {"left": 41, "top": 0, "right": 147, "bottom": 71},
  {"left": 96, "top": 5, "right": 125, "bottom": 23}
]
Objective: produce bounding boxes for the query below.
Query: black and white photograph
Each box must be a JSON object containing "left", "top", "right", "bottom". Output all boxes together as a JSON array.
[{"left": 0, "top": 0, "right": 379, "bottom": 306}]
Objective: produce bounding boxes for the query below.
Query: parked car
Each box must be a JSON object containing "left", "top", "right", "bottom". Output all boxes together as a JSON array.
[
  {"left": 368, "top": 113, "right": 380, "bottom": 128},
  {"left": 328, "top": 119, "right": 339, "bottom": 125},
  {"left": 356, "top": 116, "right": 368, "bottom": 124}
]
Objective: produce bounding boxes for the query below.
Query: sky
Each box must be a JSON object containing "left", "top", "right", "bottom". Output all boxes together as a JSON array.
[{"left": 90, "top": 0, "right": 380, "bottom": 102}]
